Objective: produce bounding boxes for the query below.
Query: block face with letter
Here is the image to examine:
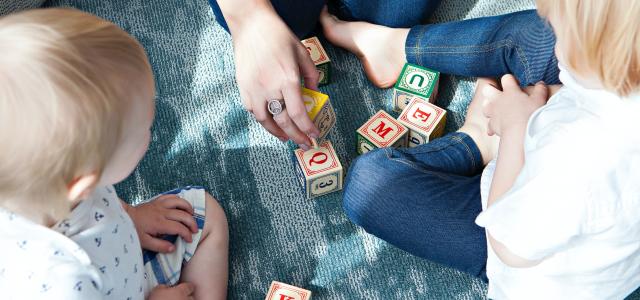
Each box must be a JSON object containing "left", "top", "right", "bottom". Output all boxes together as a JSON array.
[
  {"left": 302, "top": 88, "right": 336, "bottom": 139},
  {"left": 265, "top": 281, "right": 312, "bottom": 300},
  {"left": 398, "top": 97, "right": 447, "bottom": 147},
  {"left": 356, "top": 110, "right": 408, "bottom": 155},
  {"left": 301, "top": 36, "right": 331, "bottom": 86},
  {"left": 392, "top": 63, "right": 440, "bottom": 112},
  {"left": 292, "top": 141, "right": 343, "bottom": 199}
]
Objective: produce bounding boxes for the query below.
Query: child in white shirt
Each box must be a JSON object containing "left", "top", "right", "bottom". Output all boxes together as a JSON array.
[{"left": 0, "top": 8, "right": 228, "bottom": 300}]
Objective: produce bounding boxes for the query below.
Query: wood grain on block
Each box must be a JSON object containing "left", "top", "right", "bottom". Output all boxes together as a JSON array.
[
  {"left": 265, "top": 281, "right": 312, "bottom": 300},
  {"left": 293, "top": 141, "right": 343, "bottom": 198},
  {"left": 356, "top": 110, "right": 408, "bottom": 154},
  {"left": 392, "top": 63, "right": 440, "bottom": 112},
  {"left": 398, "top": 97, "right": 447, "bottom": 147}
]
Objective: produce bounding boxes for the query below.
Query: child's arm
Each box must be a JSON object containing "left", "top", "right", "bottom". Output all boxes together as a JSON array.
[
  {"left": 120, "top": 195, "right": 198, "bottom": 253},
  {"left": 482, "top": 75, "right": 549, "bottom": 267}
]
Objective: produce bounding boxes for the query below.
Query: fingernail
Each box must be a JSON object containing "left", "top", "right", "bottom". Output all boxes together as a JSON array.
[
  {"left": 309, "top": 132, "right": 319, "bottom": 139},
  {"left": 168, "top": 245, "right": 175, "bottom": 252},
  {"left": 278, "top": 137, "right": 288, "bottom": 142},
  {"left": 299, "top": 144, "right": 310, "bottom": 151},
  {"left": 537, "top": 81, "right": 545, "bottom": 85}
]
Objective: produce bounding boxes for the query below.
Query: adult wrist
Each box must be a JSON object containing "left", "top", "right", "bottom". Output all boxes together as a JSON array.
[{"left": 217, "top": 0, "right": 274, "bottom": 32}]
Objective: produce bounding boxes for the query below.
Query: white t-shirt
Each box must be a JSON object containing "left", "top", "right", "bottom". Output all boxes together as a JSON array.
[
  {"left": 476, "top": 66, "right": 640, "bottom": 299},
  {"left": 0, "top": 186, "right": 145, "bottom": 300}
]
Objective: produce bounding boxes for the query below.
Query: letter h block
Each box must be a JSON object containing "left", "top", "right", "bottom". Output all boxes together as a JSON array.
[
  {"left": 301, "top": 36, "right": 331, "bottom": 86},
  {"left": 356, "top": 110, "right": 408, "bottom": 155},
  {"left": 392, "top": 63, "right": 440, "bottom": 112},
  {"left": 398, "top": 97, "right": 447, "bottom": 147},
  {"left": 292, "top": 141, "right": 343, "bottom": 199},
  {"left": 265, "top": 281, "right": 312, "bottom": 300},
  {"left": 302, "top": 88, "right": 336, "bottom": 140}
]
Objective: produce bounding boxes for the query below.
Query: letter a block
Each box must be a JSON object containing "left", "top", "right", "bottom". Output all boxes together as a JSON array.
[
  {"left": 292, "top": 141, "right": 343, "bottom": 199},
  {"left": 301, "top": 37, "right": 331, "bottom": 86},
  {"left": 392, "top": 63, "right": 440, "bottom": 112},
  {"left": 398, "top": 97, "right": 447, "bottom": 147},
  {"left": 265, "top": 281, "right": 312, "bottom": 300},
  {"left": 302, "top": 88, "right": 336, "bottom": 140},
  {"left": 356, "top": 110, "right": 408, "bottom": 155}
]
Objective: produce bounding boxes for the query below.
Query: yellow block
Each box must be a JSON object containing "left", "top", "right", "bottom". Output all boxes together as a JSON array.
[{"left": 302, "top": 88, "right": 329, "bottom": 121}]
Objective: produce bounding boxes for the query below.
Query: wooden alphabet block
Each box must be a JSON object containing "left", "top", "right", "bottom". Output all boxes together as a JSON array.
[
  {"left": 301, "top": 36, "right": 331, "bottom": 86},
  {"left": 356, "top": 110, "right": 408, "bottom": 155},
  {"left": 265, "top": 281, "right": 312, "bottom": 300},
  {"left": 397, "top": 97, "right": 447, "bottom": 147},
  {"left": 292, "top": 141, "right": 343, "bottom": 199},
  {"left": 392, "top": 63, "right": 440, "bottom": 112},
  {"left": 302, "top": 88, "right": 336, "bottom": 140}
]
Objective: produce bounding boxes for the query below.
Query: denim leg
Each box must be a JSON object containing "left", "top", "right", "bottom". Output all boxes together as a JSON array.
[
  {"left": 343, "top": 132, "right": 488, "bottom": 281},
  {"left": 208, "top": 0, "right": 325, "bottom": 38},
  {"left": 329, "top": 0, "right": 442, "bottom": 28},
  {"left": 406, "top": 10, "right": 560, "bottom": 86}
]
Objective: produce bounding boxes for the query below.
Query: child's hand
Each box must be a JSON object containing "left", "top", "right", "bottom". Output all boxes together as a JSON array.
[
  {"left": 125, "top": 194, "right": 198, "bottom": 253},
  {"left": 148, "top": 283, "right": 195, "bottom": 300},
  {"left": 482, "top": 75, "right": 549, "bottom": 137}
]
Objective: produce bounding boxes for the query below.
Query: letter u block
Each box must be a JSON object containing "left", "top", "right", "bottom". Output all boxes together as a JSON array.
[
  {"left": 265, "top": 281, "right": 312, "bottom": 300},
  {"left": 292, "top": 141, "right": 343, "bottom": 199},
  {"left": 392, "top": 63, "right": 440, "bottom": 112},
  {"left": 398, "top": 97, "right": 447, "bottom": 147},
  {"left": 302, "top": 88, "right": 336, "bottom": 140},
  {"left": 301, "top": 36, "right": 331, "bottom": 86},
  {"left": 356, "top": 110, "right": 408, "bottom": 155}
]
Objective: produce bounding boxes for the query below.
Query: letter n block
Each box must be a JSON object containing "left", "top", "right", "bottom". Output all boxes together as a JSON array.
[
  {"left": 398, "top": 97, "right": 447, "bottom": 147},
  {"left": 392, "top": 63, "right": 440, "bottom": 112},
  {"left": 265, "top": 281, "right": 312, "bottom": 300},
  {"left": 292, "top": 141, "right": 343, "bottom": 199},
  {"left": 356, "top": 110, "right": 408, "bottom": 155},
  {"left": 302, "top": 88, "right": 336, "bottom": 139},
  {"left": 301, "top": 36, "right": 331, "bottom": 86}
]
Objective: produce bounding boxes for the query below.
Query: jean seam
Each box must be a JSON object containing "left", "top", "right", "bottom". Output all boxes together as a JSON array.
[{"left": 455, "top": 135, "right": 479, "bottom": 172}]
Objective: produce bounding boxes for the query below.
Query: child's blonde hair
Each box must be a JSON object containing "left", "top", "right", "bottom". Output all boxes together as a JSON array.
[
  {"left": 537, "top": 0, "right": 640, "bottom": 96},
  {"left": 0, "top": 8, "right": 152, "bottom": 220}
]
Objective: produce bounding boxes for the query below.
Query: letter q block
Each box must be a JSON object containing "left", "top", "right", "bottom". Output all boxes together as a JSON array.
[
  {"left": 356, "top": 110, "right": 408, "bottom": 155},
  {"left": 397, "top": 97, "right": 447, "bottom": 147},
  {"left": 292, "top": 141, "right": 343, "bottom": 199},
  {"left": 392, "top": 63, "right": 440, "bottom": 112}
]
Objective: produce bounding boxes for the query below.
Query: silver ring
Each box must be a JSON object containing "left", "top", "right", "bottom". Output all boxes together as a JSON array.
[{"left": 267, "top": 99, "right": 285, "bottom": 116}]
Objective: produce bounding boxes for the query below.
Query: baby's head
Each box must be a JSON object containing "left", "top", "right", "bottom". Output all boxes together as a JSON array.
[
  {"left": 0, "top": 8, "right": 155, "bottom": 223},
  {"left": 537, "top": 0, "right": 640, "bottom": 96}
]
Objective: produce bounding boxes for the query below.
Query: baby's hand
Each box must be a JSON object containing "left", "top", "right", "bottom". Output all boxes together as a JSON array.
[
  {"left": 148, "top": 283, "right": 195, "bottom": 300},
  {"left": 482, "top": 75, "right": 548, "bottom": 137},
  {"left": 126, "top": 194, "right": 198, "bottom": 253}
]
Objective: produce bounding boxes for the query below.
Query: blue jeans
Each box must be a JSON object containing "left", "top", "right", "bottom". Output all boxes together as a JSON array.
[
  {"left": 343, "top": 132, "right": 488, "bottom": 281},
  {"left": 208, "top": 0, "right": 559, "bottom": 85}
]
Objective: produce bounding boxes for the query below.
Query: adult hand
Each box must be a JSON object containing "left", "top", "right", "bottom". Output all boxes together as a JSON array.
[
  {"left": 221, "top": 0, "right": 320, "bottom": 149},
  {"left": 148, "top": 283, "right": 195, "bottom": 300},
  {"left": 482, "top": 75, "right": 548, "bottom": 137},
  {"left": 123, "top": 194, "right": 198, "bottom": 253}
]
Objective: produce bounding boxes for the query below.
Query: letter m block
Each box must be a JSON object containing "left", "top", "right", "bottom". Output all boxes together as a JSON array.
[{"left": 356, "top": 110, "right": 408, "bottom": 155}]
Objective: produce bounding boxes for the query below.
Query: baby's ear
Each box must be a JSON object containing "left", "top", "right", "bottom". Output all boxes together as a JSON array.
[{"left": 67, "top": 174, "right": 99, "bottom": 202}]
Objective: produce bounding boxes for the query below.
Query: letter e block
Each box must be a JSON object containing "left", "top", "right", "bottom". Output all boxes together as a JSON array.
[
  {"left": 302, "top": 88, "right": 336, "bottom": 140},
  {"left": 265, "top": 281, "right": 312, "bottom": 300},
  {"left": 356, "top": 110, "right": 408, "bottom": 155},
  {"left": 397, "top": 97, "right": 447, "bottom": 147},
  {"left": 392, "top": 63, "right": 440, "bottom": 112},
  {"left": 301, "top": 36, "right": 331, "bottom": 86},
  {"left": 292, "top": 141, "right": 343, "bottom": 199}
]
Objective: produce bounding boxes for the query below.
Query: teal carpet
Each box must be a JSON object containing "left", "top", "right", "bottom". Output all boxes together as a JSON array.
[{"left": 0, "top": 0, "right": 634, "bottom": 298}]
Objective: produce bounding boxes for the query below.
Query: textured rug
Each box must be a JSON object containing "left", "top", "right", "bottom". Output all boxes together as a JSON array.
[{"left": 0, "top": 0, "right": 629, "bottom": 298}]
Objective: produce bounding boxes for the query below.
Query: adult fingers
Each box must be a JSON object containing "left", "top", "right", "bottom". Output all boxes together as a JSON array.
[
  {"left": 282, "top": 81, "right": 320, "bottom": 139},
  {"left": 273, "top": 108, "right": 311, "bottom": 150},
  {"left": 252, "top": 91, "right": 288, "bottom": 141},
  {"left": 141, "top": 233, "right": 175, "bottom": 253},
  {"left": 158, "top": 195, "right": 193, "bottom": 214},
  {"left": 296, "top": 44, "right": 320, "bottom": 90},
  {"left": 500, "top": 74, "right": 521, "bottom": 91},
  {"left": 167, "top": 209, "right": 198, "bottom": 233}
]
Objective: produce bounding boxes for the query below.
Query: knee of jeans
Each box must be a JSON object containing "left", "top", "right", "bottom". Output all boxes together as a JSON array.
[{"left": 343, "top": 149, "right": 393, "bottom": 227}]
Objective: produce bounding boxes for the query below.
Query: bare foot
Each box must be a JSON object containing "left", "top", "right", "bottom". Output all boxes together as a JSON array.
[
  {"left": 458, "top": 78, "right": 501, "bottom": 165},
  {"left": 319, "top": 7, "right": 409, "bottom": 88}
]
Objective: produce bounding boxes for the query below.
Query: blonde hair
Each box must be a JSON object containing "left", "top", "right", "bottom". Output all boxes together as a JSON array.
[
  {"left": 0, "top": 8, "right": 153, "bottom": 220},
  {"left": 537, "top": 0, "right": 640, "bottom": 96}
]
